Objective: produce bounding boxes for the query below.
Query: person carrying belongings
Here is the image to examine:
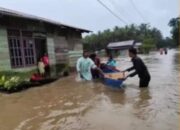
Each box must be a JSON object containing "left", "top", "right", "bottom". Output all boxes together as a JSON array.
[{"left": 124, "top": 47, "right": 151, "bottom": 87}]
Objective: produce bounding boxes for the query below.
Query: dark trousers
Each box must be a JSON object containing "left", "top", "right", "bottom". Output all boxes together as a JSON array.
[
  {"left": 45, "top": 65, "right": 50, "bottom": 77},
  {"left": 91, "top": 69, "right": 100, "bottom": 79},
  {"left": 139, "top": 75, "right": 151, "bottom": 87}
]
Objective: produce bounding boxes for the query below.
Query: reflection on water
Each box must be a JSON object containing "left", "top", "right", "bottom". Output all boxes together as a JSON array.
[{"left": 0, "top": 49, "right": 179, "bottom": 130}]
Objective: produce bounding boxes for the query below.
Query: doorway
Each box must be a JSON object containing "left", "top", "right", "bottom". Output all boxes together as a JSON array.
[{"left": 35, "top": 38, "right": 47, "bottom": 62}]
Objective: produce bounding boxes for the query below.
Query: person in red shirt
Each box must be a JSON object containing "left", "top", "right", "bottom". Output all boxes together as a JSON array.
[
  {"left": 42, "top": 53, "right": 50, "bottom": 77},
  {"left": 90, "top": 53, "right": 101, "bottom": 79},
  {"left": 42, "top": 53, "right": 49, "bottom": 66}
]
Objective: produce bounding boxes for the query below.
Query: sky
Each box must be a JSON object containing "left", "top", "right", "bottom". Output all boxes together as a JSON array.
[{"left": 0, "top": 0, "right": 179, "bottom": 37}]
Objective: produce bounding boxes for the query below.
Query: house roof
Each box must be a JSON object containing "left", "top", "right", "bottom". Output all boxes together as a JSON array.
[
  {"left": 107, "top": 40, "right": 135, "bottom": 49},
  {"left": 135, "top": 42, "right": 142, "bottom": 46},
  {"left": 0, "top": 7, "right": 90, "bottom": 33}
]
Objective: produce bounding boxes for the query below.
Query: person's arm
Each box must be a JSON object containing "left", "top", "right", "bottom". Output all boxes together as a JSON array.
[
  {"left": 90, "top": 59, "right": 104, "bottom": 77},
  {"left": 128, "top": 58, "right": 143, "bottom": 77},
  {"left": 128, "top": 71, "right": 137, "bottom": 77},
  {"left": 76, "top": 58, "right": 81, "bottom": 72},
  {"left": 126, "top": 66, "right": 135, "bottom": 72}
]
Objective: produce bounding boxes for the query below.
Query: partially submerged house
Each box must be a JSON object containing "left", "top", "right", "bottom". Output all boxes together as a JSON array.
[
  {"left": 107, "top": 40, "right": 142, "bottom": 55},
  {"left": 0, "top": 7, "right": 90, "bottom": 76}
]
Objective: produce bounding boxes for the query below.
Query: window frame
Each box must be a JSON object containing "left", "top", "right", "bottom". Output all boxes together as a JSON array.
[{"left": 8, "top": 29, "right": 37, "bottom": 68}]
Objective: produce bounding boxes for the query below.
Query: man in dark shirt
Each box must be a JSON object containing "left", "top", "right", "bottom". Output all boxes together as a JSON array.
[{"left": 125, "top": 47, "right": 151, "bottom": 87}]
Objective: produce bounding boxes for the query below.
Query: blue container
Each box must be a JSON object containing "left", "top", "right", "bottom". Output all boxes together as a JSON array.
[
  {"left": 102, "top": 67, "right": 119, "bottom": 73},
  {"left": 102, "top": 66, "right": 124, "bottom": 88},
  {"left": 104, "top": 78, "right": 124, "bottom": 88}
]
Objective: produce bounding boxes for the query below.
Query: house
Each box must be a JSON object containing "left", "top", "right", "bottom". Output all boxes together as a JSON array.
[
  {"left": 134, "top": 42, "right": 142, "bottom": 48},
  {"left": 107, "top": 40, "right": 142, "bottom": 56},
  {"left": 107, "top": 40, "right": 135, "bottom": 50},
  {"left": 0, "top": 7, "right": 90, "bottom": 76},
  {"left": 134, "top": 42, "right": 143, "bottom": 53}
]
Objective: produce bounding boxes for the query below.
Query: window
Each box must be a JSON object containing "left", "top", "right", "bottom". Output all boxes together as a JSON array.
[
  {"left": 9, "top": 38, "right": 23, "bottom": 67},
  {"left": 23, "top": 38, "right": 35, "bottom": 66},
  {"left": 8, "top": 29, "right": 36, "bottom": 68}
]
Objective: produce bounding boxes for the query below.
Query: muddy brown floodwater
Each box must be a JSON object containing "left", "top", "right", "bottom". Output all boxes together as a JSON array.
[{"left": 0, "top": 49, "right": 179, "bottom": 130}]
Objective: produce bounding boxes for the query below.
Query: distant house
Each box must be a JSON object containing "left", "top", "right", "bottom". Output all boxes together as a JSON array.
[
  {"left": 134, "top": 42, "right": 142, "bottom": 48},
  {"left": 107, "top": 40, "right": 135, "bottom": 50},
  {"left": 0, "top": 7, "right": 90, "bottom": 76},
  {"left": 107, "top": 40, "right": 142, "bottom": 55}
]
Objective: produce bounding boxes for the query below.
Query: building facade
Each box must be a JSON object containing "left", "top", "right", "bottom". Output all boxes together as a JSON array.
[{"left": 0, "top": 7, "right": 89, "bottom": 76}]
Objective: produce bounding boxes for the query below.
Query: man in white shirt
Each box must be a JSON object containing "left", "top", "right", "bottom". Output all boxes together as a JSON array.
[{"left": 76, "top": 51, "right": 103, "bottom": 81}]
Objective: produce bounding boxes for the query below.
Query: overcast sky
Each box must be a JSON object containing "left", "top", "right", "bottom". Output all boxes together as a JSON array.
[{"left": 0, "top": 0, "right": 179, "bottom": 37}]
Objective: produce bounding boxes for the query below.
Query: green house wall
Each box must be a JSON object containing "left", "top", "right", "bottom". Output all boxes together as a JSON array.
[
  {"left": 0, "top": 27, "right": 11, "bottom": 71},
  {"left": 0, "top": 27, "right": 83, "bottom": 75},
  {"left": 0, "top": 27, "right": 37, "bottom": 72}
]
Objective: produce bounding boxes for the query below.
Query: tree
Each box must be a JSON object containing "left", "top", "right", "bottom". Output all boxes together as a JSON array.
[
  {"left": 83, "top": 23, "right": 174, "bottom": 52},
  {"left": 169, "top": 17, "right": 179, "bottom": 46}
]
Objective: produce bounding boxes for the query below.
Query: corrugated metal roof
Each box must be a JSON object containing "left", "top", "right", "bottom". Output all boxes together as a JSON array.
[
  {"left": 107, "top": 40, "right": 135, "bottom": 49},
  {"left": 0, "top": 7, "right": 90, "bottom": 32}
]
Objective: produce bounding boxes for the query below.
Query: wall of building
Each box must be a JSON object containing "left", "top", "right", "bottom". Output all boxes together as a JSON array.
[
  {"left": 54, "top": 36, "right": 69, "bottom": 64},
  {"left": 53, "top": 35, "right": 69, "bottom": 75},
  {"left": 66, "top": 31, "right": 83, "bottom": 67},
  {"left": 47, "top": 35, "right": 57, "bottom": 77},
  {"left": 0, "top": 27, "right": 11, "bottom": 71},
  {"left": 0, "top": 27, "right": 37, "bottom": 73},
  {"left": 0, "top": 16, "right": 85, "bottom": 75}
]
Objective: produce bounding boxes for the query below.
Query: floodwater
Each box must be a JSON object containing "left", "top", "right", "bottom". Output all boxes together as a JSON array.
[{"left": 0, "top": 49, "right": 179, "bottom": 130}]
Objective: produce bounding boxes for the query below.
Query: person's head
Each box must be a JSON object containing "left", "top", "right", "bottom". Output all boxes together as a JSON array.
[
  {"left": 90, "top": 53, "right": 97, "bottom": 61},
  {"left": 128, "top": 47, "right": 137, "bottom": 58},
  {"left": 83, "top": 51, "right": 89, "bottom": 58},
  {"left": 39, "top": 58, "right": 43, "bottom": 62},
  {"left": 108, "top": 54, "right": 113, "bottom": 60}
]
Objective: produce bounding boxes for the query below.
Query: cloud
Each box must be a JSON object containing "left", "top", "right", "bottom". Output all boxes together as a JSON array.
[{"left": 0, "top": 0, "right": 178, "bottom": 37}]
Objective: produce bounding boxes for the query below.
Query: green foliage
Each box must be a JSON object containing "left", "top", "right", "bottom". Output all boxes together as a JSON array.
[
  {"left": 0, "top": 71, "right": 35, "bottom": 90},
  {"left": 83, "top": 23, "right": 175, "bottom": 51},
  {"left": 0, "top": 76, "right": 22, "bottom": 90},
  {"left": 142, "top": 38, "right": 156, "bottom": 48},
  {"left": 0, "top": 70, "right": 35, "bottom": 80},
  {"left": 157, "top": 37, "right": 176, "bottom": 48},
  {"left": 168, "top": 17, "right": 180, "bottom": 46}
]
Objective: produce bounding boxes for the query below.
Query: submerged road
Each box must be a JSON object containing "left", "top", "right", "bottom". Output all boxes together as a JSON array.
[{"left": 0, "top": 49, "right": 179, "bottom": 130}]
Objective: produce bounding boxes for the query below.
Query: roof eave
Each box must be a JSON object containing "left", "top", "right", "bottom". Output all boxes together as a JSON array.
[{"left": 0, "top": 7, "right": 91, "bottom": 33}]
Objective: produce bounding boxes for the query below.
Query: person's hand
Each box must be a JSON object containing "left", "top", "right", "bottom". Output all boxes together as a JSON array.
[
  {"left": 121, "top": 70, "right": 127, "bottom": 73},
  {"left": 123, "top": 75, "right": 129, "bottom": 80}
]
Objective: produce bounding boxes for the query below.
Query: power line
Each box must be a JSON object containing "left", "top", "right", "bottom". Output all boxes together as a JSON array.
[
  {"left": 129, "top": 0, "right": 147, "bottom": 22},
  {"left": 107, "top": 0, "right": 133, "bottom": 23},
  {"left": 97, "top": 0, "right": 128, "bottom": 25}
]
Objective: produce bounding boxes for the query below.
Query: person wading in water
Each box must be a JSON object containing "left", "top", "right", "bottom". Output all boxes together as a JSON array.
[
  {"left": 76, "top": 51, "right": 104, "bottom": 81},
  {"left": 124, "top": 47, "right": 151, "bottom": 87}
]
